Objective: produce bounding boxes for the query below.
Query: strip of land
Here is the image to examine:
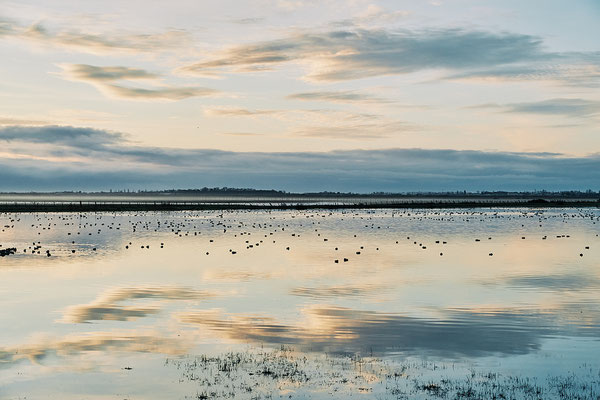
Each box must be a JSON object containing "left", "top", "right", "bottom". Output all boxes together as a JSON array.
[{"left": 0, "top": 199, "right": 598, "bottom": 212}]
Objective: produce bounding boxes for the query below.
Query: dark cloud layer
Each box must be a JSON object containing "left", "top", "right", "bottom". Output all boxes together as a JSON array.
[
  {"left": 0, "top": 125, "right": 123, "bottom": 147},
  {"left": 1, "top": 125, "right": 600, "bottom": 192}
]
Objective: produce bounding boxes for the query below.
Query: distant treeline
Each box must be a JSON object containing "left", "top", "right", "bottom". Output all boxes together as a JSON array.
[{"left": 1, "top": 188, "right": 599, "bottom": 198}]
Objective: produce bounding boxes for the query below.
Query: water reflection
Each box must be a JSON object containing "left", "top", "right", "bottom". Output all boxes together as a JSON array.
[
  {"left": 0, "top": 208, "right": 599, "bottom": 398},
  {"left": 179, "top": 303, "right": 600, "bottom": 357},
  {"left": 290, "top": 283, "right": 389, "bottom": 299},
  {"left": 501, "top": 272, "right": 600, "bottom": 292},
  {"left": 61, "top": 286, "right": 214, "bottom": 323},
  {"left": 0, "top": 331, "right": 187, "bottom": 366}
]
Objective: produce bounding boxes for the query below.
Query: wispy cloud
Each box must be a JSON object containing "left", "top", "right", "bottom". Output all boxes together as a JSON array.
[
  {"left": 64, "top": 64, "right": 158, "bottom": 81},
  {"left": 0, "top": 17, "right": 17, "bottom": 36},
  {"left": 504, "top": 98, "right": 600, "bottom": 118},
  {"left": 331, "top": 5, "right": 410, "bottom": 28},
  {"left": 231, "top": 17, "right": 266, "bottom": 25},
  {"left": 0, "top": 116, "right": 52, "bottom": 126},
  {"left": 294, "top": 121, "right": 414, "bottom": 139},
  {"left": 4, "top": 18, "right": 193, "bottom": 55},
  {"left": 204, "top": 107, "right": 280, "bottom": 116},
  {"left": 473, "top": 98, "right": 600, "bottom": 118},
  {"left": 180, "top": 28, "right": 551, "bottom": 81},
  {"left": 221, "top": 132, "right": 265, "bottom": 136},
  {"left": 445, "top": 61, "right": 600, "bottom": 87},
  {"left": 60, "top": 64, "right": 217, "bottom": 101},
  {"left": 287, "top": 90, "right": 390, "bottom": 104},
  {"left": 101, "top": 84, "right": 216, "bottom": 101}
]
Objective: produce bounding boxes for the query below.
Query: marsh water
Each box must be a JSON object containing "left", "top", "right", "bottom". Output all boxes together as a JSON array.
[{"left": 1, "top": 208, "right": 599, "bottom": 399}]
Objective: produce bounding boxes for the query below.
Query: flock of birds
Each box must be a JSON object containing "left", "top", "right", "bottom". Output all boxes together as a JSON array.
[{"left": 0, "top": 208, "right": 597, "bottom": 262}]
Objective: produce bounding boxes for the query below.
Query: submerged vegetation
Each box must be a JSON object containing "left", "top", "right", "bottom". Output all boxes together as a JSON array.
[{"left": 166, "top": 347, "right": 600, "bottom": 399}]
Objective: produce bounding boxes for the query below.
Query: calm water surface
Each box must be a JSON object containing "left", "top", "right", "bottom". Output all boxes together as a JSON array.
[{"left": 1, "top": 208, "right": 599, "bottom": 398}]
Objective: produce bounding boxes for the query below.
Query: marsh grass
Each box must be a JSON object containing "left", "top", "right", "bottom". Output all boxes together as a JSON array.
[{"left": 165, "top": 346, "right": 600, "bottom": 399}]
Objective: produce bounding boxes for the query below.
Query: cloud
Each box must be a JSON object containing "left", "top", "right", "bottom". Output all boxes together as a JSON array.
[
  {"left": 61, "top": 286, "right": 213, "bottom": 323},
  {"left": 100, "top": 84, "right": 217, "bottom": 100},
  {"left": 204, "top": 107, "right": 279, "bottom": 116},
  {"left": 231, "top": 17, "right": 266, "bottom": 25},
  {"left": 287, "top": 90, "right": 390, "bottom": 104},
  {"left": 0, "top": 117, "right": 52, "bottom": 126},
  {"left": 221, "top": 132, "right": 265, "bottom": 136},
  {"left": 64, "top": 64, "right": 158, "bottom": 81},
  {"left": 445, "top": 59, "right": 600, "bottom": 87},
  {"left": 293, "top": 121, "right": 414, "bottom": 139},
  {"left": 0, "top": 17, "right": 17, "bottom": 36},
  {"left": 60, "top": 64, "right": 218, "bottom": 101},
  {"left": 2, "top": 125, "right": 600, "bottom": 192},
  {"left": 16, "top": 21, "right": 192, "bottom": 55},
  {"left": 0, "top": 125, "right": 123, "bottom": 149},
  {"left": 504, "top": 98, "right": 600, "bottom": 118},
  {"left": 471, "top": 98, "right": 600, "bottom": 118},
  {"left": 180, "top": 28, "right": 551, "bottom": 81},
  {"left": 331, "top": 5, "right": 410, "bottom": 28}
]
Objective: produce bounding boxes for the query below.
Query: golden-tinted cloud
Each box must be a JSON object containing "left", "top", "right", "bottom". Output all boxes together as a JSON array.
[
  {"left": 180, "top": 28, "right": 551, "bottom": 81},
  {"left": 60, "top": 64, "right": 218, "bottom": 101},
  {"left": 16, "top": 20, "right": 193, "bottom": 54}
]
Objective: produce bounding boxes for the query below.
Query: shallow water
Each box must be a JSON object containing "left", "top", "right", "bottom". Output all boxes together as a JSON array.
[{"left": 1, "top": 208, "right": 599, "bottom": 399}]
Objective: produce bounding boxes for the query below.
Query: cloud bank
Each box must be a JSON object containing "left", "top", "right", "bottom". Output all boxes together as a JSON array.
[{"left": 1, "top": 125, "right": 600, "bottom": 192}]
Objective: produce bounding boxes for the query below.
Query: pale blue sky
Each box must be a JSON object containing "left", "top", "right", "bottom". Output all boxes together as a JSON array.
[{"left": 0, "top": 0, "right": 599, "bottom": 191}]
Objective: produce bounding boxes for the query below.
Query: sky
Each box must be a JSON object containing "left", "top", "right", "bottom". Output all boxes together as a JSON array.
[{"left": 0, "top": 0, "right": 599, "bottom": 192}]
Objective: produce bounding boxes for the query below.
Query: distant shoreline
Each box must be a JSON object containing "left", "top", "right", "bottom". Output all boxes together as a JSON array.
[{"left": 0, "top": 199, "right": 598, "bottom": 213}]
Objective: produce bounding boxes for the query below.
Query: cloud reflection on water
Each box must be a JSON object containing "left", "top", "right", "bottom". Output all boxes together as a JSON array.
[
  {"left": 61, "top": 286, "right": 214, "bottom": 323},
  {"left": 290, "top": 283, "right": 389, "bottom": 299},
  {"left": 0, "top": 331, "right": 187, "bottom": 366},
  {"left": 179, "top": 304, "right": 600, "bottom": 357}
]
